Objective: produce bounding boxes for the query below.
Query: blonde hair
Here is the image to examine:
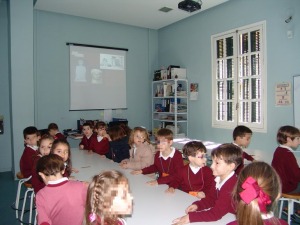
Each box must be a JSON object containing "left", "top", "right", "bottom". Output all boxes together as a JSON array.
[
  {"left": 233, "top": 161, "right": 282, "bottom": 225},
  {"left": 128, "top": 127, "right": 150, "bottom": 147},
  {"left": 85, "top": 170, "right": 129, "bottom": 225}
]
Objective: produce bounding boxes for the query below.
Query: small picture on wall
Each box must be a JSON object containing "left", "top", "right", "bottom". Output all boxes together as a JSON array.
[{"left": 190, "top": 83, "right": 198, "bottom": 100}]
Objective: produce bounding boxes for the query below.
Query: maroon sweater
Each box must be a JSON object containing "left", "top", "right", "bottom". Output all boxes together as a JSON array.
[
  {"left": 79, "top": 133, "right": 96, "bottom": 150},
  {"left": 142, "top": 149, "right": 184, "bottom": 185},
  {"left": 20, "top": 146, "right": 37, "bottom": 178},
  {"left": 189, "top": 174, "right": 237, "bottom": 222},
  {"left": 235, "top": 151, "right": 255, "bottom": 175},
  {"left": 272, "top": 146, "right": 300, "bottom": 193},
  {"left": 90, "top": 135, "right": 109, "bottom": 155},
  {"left": 31, "top": 155, "right": 45, "bottom": 193}
]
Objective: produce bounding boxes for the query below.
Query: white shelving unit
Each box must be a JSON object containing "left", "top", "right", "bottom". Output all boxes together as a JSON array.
[{"left": 152, "top": 79, "right": 188, "bottom": 137}]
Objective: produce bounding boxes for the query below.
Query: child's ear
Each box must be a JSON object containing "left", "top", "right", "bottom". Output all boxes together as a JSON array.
[
  {"left": 38, "top": 172, "right": 47, "bottom": 184},
  {"left": 169, "top": 140, "right": 173, "bottom": 146},
  {"left": 230, "top": 162, "right": 237, "bottom": 171}
]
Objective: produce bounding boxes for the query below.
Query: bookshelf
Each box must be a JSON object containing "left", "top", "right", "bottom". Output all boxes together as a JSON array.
[{"left": 152, "top": 79, "right": 188, "bottom": 137}]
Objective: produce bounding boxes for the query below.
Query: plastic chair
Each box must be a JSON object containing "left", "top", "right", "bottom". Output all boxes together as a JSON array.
[
  {"left": 19, "top": 186, "right": 36, "bottom": 225},
  {"left": 279, "top": 193, "right": 300, "bottom": 225}
]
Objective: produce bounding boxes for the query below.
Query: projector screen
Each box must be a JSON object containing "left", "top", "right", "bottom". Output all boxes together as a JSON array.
[{"left": 69, "top": 44, "right": 127, "bottom": 110}]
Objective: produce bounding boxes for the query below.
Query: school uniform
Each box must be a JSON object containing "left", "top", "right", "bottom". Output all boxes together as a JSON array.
[
  {"left": 272, "top": 145, "right": 300, "bottom": 193},
  {"left": 188, "top": 172, "right": 237, "bottom": 222},
  {"left": 54, "top": 132, "right": 65, "bottom": 140},
  {"left": 36, "top": 177, "right": 87, "bottom": 225},
  {"left": 106, "top": 136, "right": 130, "bottom": 163},
  {"left": 31, "top": 154, "right": 45, "bottom": 193},
  {"left": 233, "top": 143, "right": 254, "bottom": 175},
  {"left": 141, "top": 147, "right": 184, "bottom": 185},
  {"left": 20, "top": 145, "right": 38, "bottom": 178},
  {"left": 90, "top": 135, "right": 109, "bottom": 155},
  {"left": 79, "top": 133, "right": 96, "bottom": 150}
]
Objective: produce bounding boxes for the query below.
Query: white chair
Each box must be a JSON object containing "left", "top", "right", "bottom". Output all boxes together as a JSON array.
[
  {"left": 19, "top": 187, "right": 36, "bottom": 225},
  {"left": 279, "top": 193, "right": 300, "bottom": 225}
]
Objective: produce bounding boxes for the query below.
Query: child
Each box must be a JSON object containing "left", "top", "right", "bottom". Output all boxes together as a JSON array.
[
  {"left": 90, "top": 121, "right": 109, "bottom": 157},
  {"left": 79, "top": 122, "right": 96, "bottom": 150},
  {"left": 48, "top": 122, "right": 65, "bottom": 140},
  {"left": 50, "top": 139, "right": 73, "bottom": 177},
  {"left": 172, "top": 143, "right": 242, "bottom": 224},
  {"left": 19, "top": 126, "right": 39, "bottom": 179},
  {"left": 132, "top": 128, "right": 184, "bottom": 186},
  {"left": 84, "top": 170, "right": 133, "bottom": 225},
  {"left": 31, "top": 135, "right": 54, "bottom": 193},
  {"left": 106, "top": 125, "right": 130, "bottom": 163},
  {"left": 166, "top": 141, "right": 216, "bottom": 203},
  {"left": 227, "top": 161, "right": 288, "bottom": 225},
  {"left": 232, "top": 125, "right": 255, "bottom": 174},
  {"left": 35, "top": 154, "right": 87, "bottom": 225},
  {"left": 271, "top": 125, "right": 300, "bottom": 194},
  {"left": 119, "top": 126, "right": 155, "bottom": 170}
]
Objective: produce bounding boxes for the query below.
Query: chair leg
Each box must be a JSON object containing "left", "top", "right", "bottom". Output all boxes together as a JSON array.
[{"left": 20, "top": 188, "right": 34, "bottom": 225}]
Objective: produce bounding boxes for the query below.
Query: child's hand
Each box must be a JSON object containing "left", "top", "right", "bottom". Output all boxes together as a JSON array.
[
  {"left": 146, "top": 180, "right": 158, "bottom": 186},
  {"left": 72, "top": 167, "right": 79, "bottom": 173},
  {"left": 99, "top": 154, "right": 106, "bottom": 159},
  {"left": 87, "top": 150, "right": 93, "bottom": 154},
  {"left": 79, "top": 145, "right": 84, "bottom": 150},
  {"left": 131, "top": 170, "right": 142, "bottom": 175},
  {"left": 185, "top": 204, "right": 197, "bottom": 214},
  {"left": 172, "top": 215, "right": 190, "bottom": 225},
  {"left": 165, "top": 187, "right": 175, "bottom": 193},
  {"left": 197, "top": 191, "right": 205, "bottom": 199}
]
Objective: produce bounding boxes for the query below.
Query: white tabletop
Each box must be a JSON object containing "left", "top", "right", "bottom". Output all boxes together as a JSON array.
[{"left": 71, "top": 148, "right": 235, "bottom": 225}]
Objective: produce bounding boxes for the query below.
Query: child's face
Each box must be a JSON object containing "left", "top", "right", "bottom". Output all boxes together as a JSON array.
[
  {"left": 52, "top": 143, "right": 69, "bottom": 162},
  {"left": 189, "top": 151, "right": 207, "bottom": 167},
  {"left": 39, "top": 139, "right": 53, "bottom": 156},
  {"left": 25, "top": 133, "right": 39, "bottom": 147},
  {"left": 48, "top": 129, "right": 56, "bottom": 137},
  {"left": 287, "top": 136, "right": 300, "bottom": 149},
  {"left": 96, "top": 127, "right": 106, "bottom": 136},
  {"left": 210, "top": 156, "right": 235, "bottom": 181},
  {"left": 156, "top": 137, "right": 173, "bottom": 153},
  {"left": 110, "top": 182, "right": 133, "bottom": 215},
  {"left": 133, "top": 131, "right": 145, "bottom": 146},
  {"left": 82, "top": 126, "right": 93, "bottom": 137},
  {"left": 236, "top": 133, "right": 252, "bottom": 148}
]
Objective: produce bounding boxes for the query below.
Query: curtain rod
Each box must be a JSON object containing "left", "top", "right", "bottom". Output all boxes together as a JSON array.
[{"left": 66, "top": 42, "right": 128, "bottom": 51}]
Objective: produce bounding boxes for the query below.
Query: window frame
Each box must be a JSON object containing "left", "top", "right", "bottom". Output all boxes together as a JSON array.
[{"left": 211, "top": 21, "right": 267, "bottom": 132}]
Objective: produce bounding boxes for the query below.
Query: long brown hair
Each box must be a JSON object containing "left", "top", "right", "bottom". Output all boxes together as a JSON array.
[
  {"left": 233, "top": 161, "right": 282, "bottom": 225},
  {"left": 50, "top": 139, "right": 72, "bottom": 176}
]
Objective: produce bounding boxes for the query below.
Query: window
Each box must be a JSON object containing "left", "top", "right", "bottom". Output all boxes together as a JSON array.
[{"left": 212, "top": 21, "right": 266, "bottom": 132}]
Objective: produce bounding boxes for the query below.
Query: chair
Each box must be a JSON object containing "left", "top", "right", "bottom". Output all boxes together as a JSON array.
[{"left": 279, "top": 193, "right": 300, "bottom": 225}]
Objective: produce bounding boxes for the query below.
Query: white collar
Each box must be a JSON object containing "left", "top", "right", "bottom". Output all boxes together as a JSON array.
[
  {"left": 97, "top": 136, "right": 103, "bottom": 142},
  {"left": 27, "top": 145, "right": 38, "bottom": 151},
  {"left": 159, "top": 147, "right": 176, "bottom": 160},
  {"left": 279, "top": 144, "right": 293, "bottom": 152},
  {"left": 48, "top": 177, "right": 68, "bottom": 185},
  {"left": 189, "top": 164, "right": 201, "bottom": 174},
  {"left": 261, "top": 212, "right": 274, "bottom": 219},
  {"left": 215, "top": 171, "right": 234, "bottom": 190}
]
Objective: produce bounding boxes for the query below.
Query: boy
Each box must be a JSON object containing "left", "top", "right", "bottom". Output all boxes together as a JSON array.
[
  {"left": 48, "top": 122, "right": 65, "bottom": 140},
  {"left": 131, "top": 128, "right": 184, "bottom": 185},
  {"left": 232, "top": 125, "right": 255, "bottom": 174},
  {"left": 271, "top": 125, "right": 300, "bottom": 194},
  {"left": 19, "top": 126, "right": 39, "bottom": 178},
  {"left": 79, "top": 122, "right": 95, "bottom": 150},
  {"left": 35, "top": 154, "right": 87, "bottom": 225},
  {"left": 166, "top": 141, "right": 216, "bottom": 204},
  {"left": 172, "top": 143, "right": 242, "bottom": 224}
]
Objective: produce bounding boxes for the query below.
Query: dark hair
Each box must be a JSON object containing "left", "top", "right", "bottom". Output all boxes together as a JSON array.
[
  {"left": 108, "top": 125, "right": 126, "bottom": 141},
  {"left": 94, "top": 121, "right": 107, "bottom": 130},
  {"left": 182, "top": 141, "right": 206, "bottom": 158},
  {"left": 211, "top": 143, "right": 243, "bottom": 169},
  {"left": 48, "top": 123, "right": 59, "bottom": 131},
  {"left": 277, "top": 125, "right": 300, "bottom": 145},
  {"left": 233, "top": 125, "right": 252, "bottom": 140},
  {"left": 36, "top": 154, "right": 65, "bottom": 176},
  {"left": 233, "top": 161, "right": 282, "bottom": 225},
  {"left": 50, "top": 139, "right": 72, "bottom": 176},
  {"left": 83, "top": 122, "right": 94, "bottom": 129},
  {"left": 23, "top": 126, "right": 39, "bottom": 139},
  {"left": 156, "top": 128, "right": 173, "bottom": 141}
]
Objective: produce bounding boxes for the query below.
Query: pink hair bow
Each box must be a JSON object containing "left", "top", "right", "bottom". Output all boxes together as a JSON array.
[
  {"left": 89, "top": 212, "right": 96, "bottom": 222},
  {"left": 239, "top": 176, "right": 271, "bottom": 213}
]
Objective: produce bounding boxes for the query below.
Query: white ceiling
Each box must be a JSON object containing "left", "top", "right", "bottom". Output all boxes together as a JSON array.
[{"left": 34, "top": 0, "right": 229, "bottom": 30}]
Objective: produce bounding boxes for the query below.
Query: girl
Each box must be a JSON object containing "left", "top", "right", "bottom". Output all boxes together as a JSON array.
[
  {"left": 120, "top": 126, "right": 155, "bottom": 170},
  {"left": 31, "top": 134, "right": 54, "bottom": 193},
  {"left": 50, "top": 139, "right": 74, "bottom": 177},
  {"left": 90, "top": 121, "right": 109, "bottom": 157},
  {"left": 106, "top": 125, "right": 130, "bottom": 163},
  {"left": 84, "top": 170, "right": 133, "bottom": 225},
  {"left": 227, "top": 161, "right": 288, "bottom": 225}
]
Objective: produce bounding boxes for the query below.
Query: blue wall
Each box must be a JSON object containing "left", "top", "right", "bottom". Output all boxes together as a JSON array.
[{"left": 158, "top": 0, "right": 300, "bottom": 162}]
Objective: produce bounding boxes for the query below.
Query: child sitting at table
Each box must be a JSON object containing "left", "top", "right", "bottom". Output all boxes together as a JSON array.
[
  {"left": 232, "top": 125, "right": 255, "bottom": 174},
  {"left": 84, "top": 170, "right": 133, "bottom": 225},
  {"left": 48, "top": 122, "right": 65, "bottom": 140},
  {"left": 31, "top": 134, "right": 54, "bottom": 193},
  {"left": 79, "top": 122, "right": 96, "bottom": 150},
  {"left": 227, "top": 161, "right": 288, "bottom": 225},
  {"left": 166, "top": 141, "right": 216, "bottom": 202},
  {"left": 119, "top": 126, "right": 155, "bottom": 170},
  {"left": 20, "top": 126, "right": 40, "bottom": 179},
  {"left": 90, "top": 121, "right": 109, "bottom": 157},
  {"left": 172, "top": 143, "right": 242, "bottom": 224},
  {"left": 106, "top": 125, "right": 130, "bottom": 163},
  {"left": 132, "top": 128, "right": 184, "bottom": 186},
  {"left": 35, "top": 154, "right": 87, "bottom": 225}
]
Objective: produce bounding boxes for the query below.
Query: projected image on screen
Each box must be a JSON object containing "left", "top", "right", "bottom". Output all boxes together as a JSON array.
[{"left": 69, "top": 45, "right": 127, "bottom": 110}]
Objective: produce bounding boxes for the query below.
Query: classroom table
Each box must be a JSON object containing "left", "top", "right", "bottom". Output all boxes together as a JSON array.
[{"left": 71, "top": 148, "right": 236, "bottom": 225}]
